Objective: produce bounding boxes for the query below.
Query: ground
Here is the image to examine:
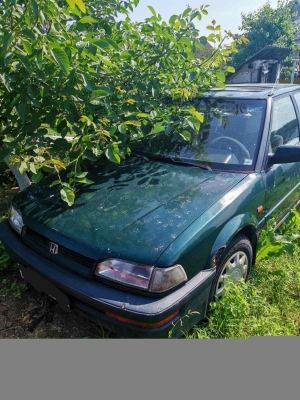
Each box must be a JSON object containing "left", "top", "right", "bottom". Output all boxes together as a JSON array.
[{"left": 0, "top": 186, "right": 115, "bottom": 339}]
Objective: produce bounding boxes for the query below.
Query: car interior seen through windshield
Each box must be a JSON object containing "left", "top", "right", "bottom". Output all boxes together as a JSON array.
[{"left": 132, "top": 99, "right": 266, "bottom": 171}]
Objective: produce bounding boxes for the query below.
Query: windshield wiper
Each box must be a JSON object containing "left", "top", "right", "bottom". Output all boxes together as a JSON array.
[
  {"left": 131, "top": 152, "right": 149, "bottom": 161},
  {"left": 143, "top": 153, "right": 212, "bottom": 171},
  {"left": 169, "top": 156, "right": 212, "bottom": 171}
]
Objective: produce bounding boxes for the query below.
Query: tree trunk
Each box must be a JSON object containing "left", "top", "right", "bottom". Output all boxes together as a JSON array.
[{"left": 4, "top": 155, "right": 31, "bottom": 191}]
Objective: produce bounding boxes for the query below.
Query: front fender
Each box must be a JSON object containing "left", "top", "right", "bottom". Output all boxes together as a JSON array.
[{"left": 209, "top": 213, "right": 258, "bottom": 268}]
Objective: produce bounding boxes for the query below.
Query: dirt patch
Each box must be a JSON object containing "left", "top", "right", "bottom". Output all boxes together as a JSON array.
[{"left": 0, "top": 265, "right": 115, "bottom": 339}]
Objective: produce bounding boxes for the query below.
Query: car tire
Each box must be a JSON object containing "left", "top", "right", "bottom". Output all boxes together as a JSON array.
[{"left": 209, "top": 234, "right": 253, "bottom": 302}]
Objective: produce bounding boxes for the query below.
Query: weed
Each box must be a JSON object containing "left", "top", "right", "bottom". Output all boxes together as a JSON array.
[
  {"left": 182, "top": 210, "right": 300, "bottom": 339},
  {"left": 0, "top": 242, "right": 10, "bottom": 274},
  {"left": 1, "top": 277, "right": 27, "bottom": 299}
]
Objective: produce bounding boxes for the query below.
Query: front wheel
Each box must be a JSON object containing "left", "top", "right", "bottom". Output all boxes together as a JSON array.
[{"left": 209, "top": 234, "right": 253, "bottom": 302}]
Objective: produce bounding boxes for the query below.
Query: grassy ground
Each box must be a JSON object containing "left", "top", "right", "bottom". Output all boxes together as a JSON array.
[{"left": 1, "top": 163, "right": 300, "bottom": 338}]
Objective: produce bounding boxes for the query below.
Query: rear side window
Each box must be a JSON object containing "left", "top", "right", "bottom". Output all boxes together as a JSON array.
[
  {"left": 293, "top": 92, "right": 300, "bottom": 115},
  {"left": 270, "top": 96, "right": 299, "bottom": 153}
]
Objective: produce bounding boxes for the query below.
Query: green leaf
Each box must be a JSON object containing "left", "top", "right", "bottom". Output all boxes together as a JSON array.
[
  {"left": 19, "top": 161, "right": 28, "bottom": 174},
  {"left": 50, "top": 46, "right": 70, "bottom": 75},
  {"left": 226, "top": 66, "right": 235, "bottom": 73},
  {"left": 4, "top": 53, "right": 13, "bottom": 66},
  {"left": 206, "top": 25, "right": 215, "bottom": 31},
  {"left": 30, "top": 0, "right": 38, "bottom": 16},
  {"left": 188, "top": 72, "right": 197, "bottom": 82},
  {"left": 83, "top": 150, "right": 98, "bottom": 161},
  {"left": 180, "top": 130, "right": 191, "bottom": 141},
  {"left": 90, "top": 88, "right": 111, "bottom": 103},
  {"left": 105, "top": 144, "right": 120, "bottom": 163},
  {"left": 22, "top": 41, "right": 32, "bottom": 55},
  {"left": 29, "top": 163, "right": 37, "bottom": 174},
  {"left": 75, "top": 172, "right": 88, "bottom": 179},
  {"left": 17, "top": 102, "right": 29, "bottom": 121},
  {"left": 182, "top": 8, "right": 192, "bottom": 18},
  {"left": 169, "top": 15, "right": 177, "bottom": 24},
  {"left": 187, "top": 116, "right": 201, "bottom": 131},
  {"left": 215, "top": 81, "right": 226, "bottom": 88},
  {"left": 207, "top": 33, "right": 215, "bottom": 42},
  {"left": 216, "top": 71, "right": 226, "bottom": 82},
  {"left": 123, "top": 121, "right": 141, "bottom": 127},
  {"left": 75, "top": 177, "right": 94, "bottom": 184},
  {"left": 21, "top": 29, "right": 36, "bottom": 41},
  {"left": 27, "top": 85, "right": 39, "bottom": 99},
  {"left": 50, "top": 180, "right": 61, "bottom": 187},
  {"left": 188, "top": 108, "right": 204, "bottom": 123},
  {"left": 199, "top": 36, "right": 207, "bottom": 45},
  {"left": 66, "top": 0, "right": 76, "bottom": 8},
  {"left": 93, "top": 39, "right": 110, "bottom": 49},
  {"left": 18, "top": 54, "right": 32, "bottom": 73},
  {"left": 96, "top": 86, "right": 113, "bottom": 95},
  {"left": 150, "top": 122, "right": 165, "bottom": 135},
  {"left": 2, "top": 33, "right": 13, "bottom": 52},
  {"left": 148, "top": 6, "right": 156, "bottom": 16},
  {"left": 120, "top": 51, "right": 132, "bottom": 61},
  {"left": 60, "top": 188, "right": 75, "bottom": 206},
  {"left": 81, "top": 75, "right": 95, "bottom": 92},
  {"left": 118, "top": 124, "right": 127, "bottom": 134},
  {"left": 106, "top": 38, "right": 119, "bottom": 51},
  {"left": 75, "top": 0, "right": 86, "bottom": 13},
  {"left": 79, "top": 16, "right": 97, "bottom": 24}
]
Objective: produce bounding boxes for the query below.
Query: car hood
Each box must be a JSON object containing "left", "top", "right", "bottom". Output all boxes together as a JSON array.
[{"left": 15, "top": 158, "right": 246, "bottom": 265}]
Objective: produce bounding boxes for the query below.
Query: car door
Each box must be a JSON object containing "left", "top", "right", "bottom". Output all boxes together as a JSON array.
[{"left": 263, "top": 94, "right": 300, "bottom": 227}]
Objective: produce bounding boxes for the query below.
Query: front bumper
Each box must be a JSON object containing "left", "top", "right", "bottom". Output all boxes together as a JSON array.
[{"left": 0, "top": 220, "right": 215, "bottom": 338}]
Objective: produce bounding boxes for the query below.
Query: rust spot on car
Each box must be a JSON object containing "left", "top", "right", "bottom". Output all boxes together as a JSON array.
[{"left": 212, "top": 246, "right": 226, "bottom": 268}]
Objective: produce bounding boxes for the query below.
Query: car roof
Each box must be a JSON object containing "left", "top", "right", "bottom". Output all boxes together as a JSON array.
[{"left": 206, "top": 83, "right": 300, "bottom": 99}]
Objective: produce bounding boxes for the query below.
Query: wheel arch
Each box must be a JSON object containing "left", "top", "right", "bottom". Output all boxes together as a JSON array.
[{"left": 209, "top": 214, "right": 258, "bottom": 269}]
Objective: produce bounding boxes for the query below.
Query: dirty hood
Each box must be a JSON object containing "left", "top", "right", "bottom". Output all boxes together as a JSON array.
[{"left": 14, "top": 158, "right": 245, "bottom": 264}]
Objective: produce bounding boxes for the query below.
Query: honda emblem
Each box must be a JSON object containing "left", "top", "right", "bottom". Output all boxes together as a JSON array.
[{"left": 49, "top": 242, "right": 59, "bottom": 254}]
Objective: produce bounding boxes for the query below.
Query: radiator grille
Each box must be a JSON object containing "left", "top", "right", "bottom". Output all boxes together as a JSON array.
[{"left": 23, "top": 227, "right": 96, "bottom": 272}]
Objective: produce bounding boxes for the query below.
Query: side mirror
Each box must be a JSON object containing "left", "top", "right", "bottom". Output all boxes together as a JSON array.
[{"left": 266, "top": 145, "right": 300, "bottom": 168}]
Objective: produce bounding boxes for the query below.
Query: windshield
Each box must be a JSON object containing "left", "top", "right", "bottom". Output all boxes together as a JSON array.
[{"left": 132, "top": 98, "right": 266, "bottom": 172}]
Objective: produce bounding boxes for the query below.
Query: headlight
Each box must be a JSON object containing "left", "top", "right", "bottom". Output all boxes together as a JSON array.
[
  {"left": 9, "top": 205, "right": 24, "bottom": 234},
  {"left": 95, "top": 259, "right": 187, "bottom": 293}
]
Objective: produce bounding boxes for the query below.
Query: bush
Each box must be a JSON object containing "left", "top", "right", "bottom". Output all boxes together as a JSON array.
[{"left": 0, "top": 162, "right": 17, "bottom": 189}]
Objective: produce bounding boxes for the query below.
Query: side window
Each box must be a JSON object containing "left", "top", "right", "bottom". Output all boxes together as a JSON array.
[{"left": 270, "top": 96, "right": 300, "bottom": 153}]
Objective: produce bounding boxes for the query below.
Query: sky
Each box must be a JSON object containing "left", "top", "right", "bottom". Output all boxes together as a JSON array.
[{"left": 129, "top": 0, "right": 280, "bottom": 34}]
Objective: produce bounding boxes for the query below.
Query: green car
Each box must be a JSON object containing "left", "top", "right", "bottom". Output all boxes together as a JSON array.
[{"left": 2, "top": 83, "right": 300, "bottom": 338}]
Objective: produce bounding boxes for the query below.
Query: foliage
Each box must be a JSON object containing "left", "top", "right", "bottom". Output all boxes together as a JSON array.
[
  {"left": 0, "top": 161, "right": 17, "bottom": 188},
  {"left": 0, "top": 0, "right": 241, "bottom": 204},
  {"left": 256, "top": 209, "right": 300, "bottom": 262},
  {"left": 184, "top": 210, "right": 300, "bottom": 339},
  {"left": 0, "top": 216, "right": 9, "bottom": 273},
  {"left": 231, "top": 0, "right": 298, "bottom": 69},
  {"left": 0, "top": 242, "right": 10, "bottom": 273},
  {"left": 1, "top": 277, "right": 27, "bottom": 299}
]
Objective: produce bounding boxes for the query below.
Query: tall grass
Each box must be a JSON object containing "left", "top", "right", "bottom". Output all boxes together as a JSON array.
[{"left": 184, "top": 212, "right": 300, "bottom": 339}]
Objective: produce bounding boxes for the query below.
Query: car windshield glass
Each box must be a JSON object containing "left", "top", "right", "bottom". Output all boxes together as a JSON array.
[{"left": 132, "top": 98, "right": 266, "bottom": 171}]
